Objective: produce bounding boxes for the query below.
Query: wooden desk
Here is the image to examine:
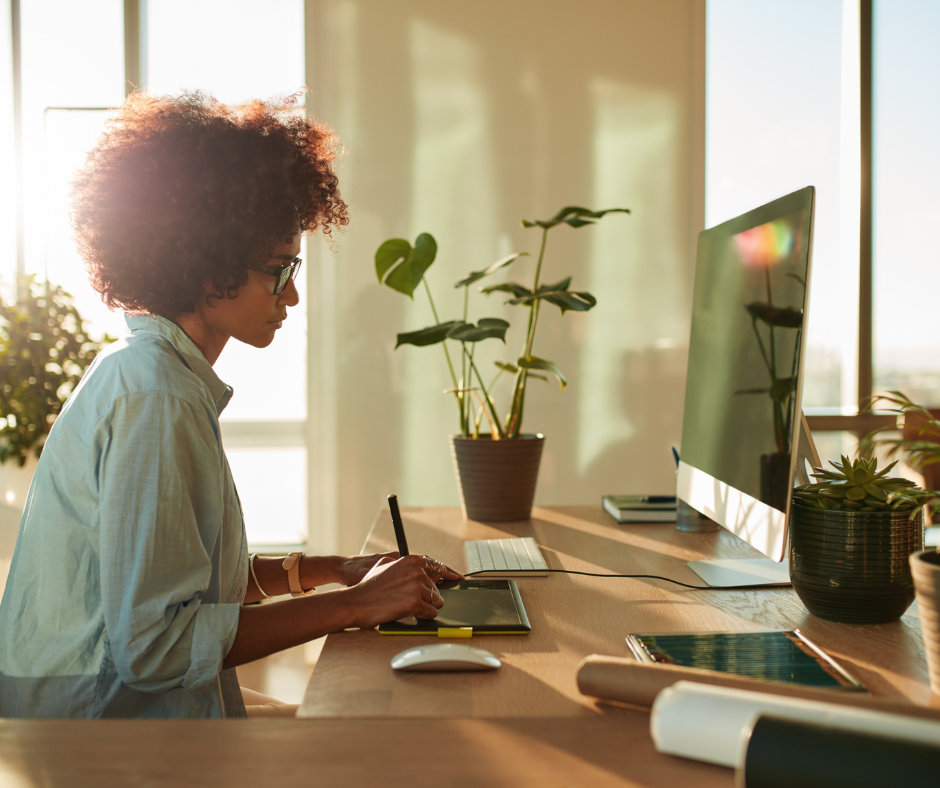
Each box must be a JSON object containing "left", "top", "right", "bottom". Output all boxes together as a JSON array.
[
  {"left": 0, "top": 717, "right": 731, "bottom": 788},
  {"left": 300, "top": 505, "right": 931, "bottom": 718},
  {"left": 2, "top": 507, "right": 930, "bottom": 788}
]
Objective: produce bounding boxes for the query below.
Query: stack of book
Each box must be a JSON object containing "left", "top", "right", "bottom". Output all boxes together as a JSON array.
[{"left": 602, "top": 494, "right": 677, "bottom": 523}]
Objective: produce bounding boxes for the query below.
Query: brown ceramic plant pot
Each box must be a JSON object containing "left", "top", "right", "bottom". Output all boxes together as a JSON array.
[
  {"left": 450, "top": 434, "right": 544, "bottom": 522},
  {"left": 910, "top": 548, "right": 940, "bottom": 693}
]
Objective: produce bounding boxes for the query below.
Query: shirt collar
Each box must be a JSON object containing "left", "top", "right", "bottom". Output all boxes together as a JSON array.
[{"left": 124, "top": 314, "right": 234, "bottom": 414}]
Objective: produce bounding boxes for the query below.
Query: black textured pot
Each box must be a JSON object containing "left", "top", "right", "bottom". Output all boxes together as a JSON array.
[
  {"left": 789, "top": 502, "right": 924, "bottom": 624},
  {"left": 450, "top": 434, "right": 544, "bottom": 522}
]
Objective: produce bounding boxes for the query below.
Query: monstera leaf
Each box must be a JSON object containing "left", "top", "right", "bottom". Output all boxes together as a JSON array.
[
  {"left": 396, "top": 318, "right": 509, "bottom": 349},
  {"left": 445, "top": 318, "right": 510, "bottom": 343},
  {"left": 455, "top": 252, "right": 530, "bottom": 288},
  {"left": 521, "top": 206, "right": 630, "bottom": 230},
  {"left": 376, "top": 233, "right": 438, "bottom": 298},
  {"left": 481, "top": 282, "right": 532, "bottom": 299},
  {"left": 518, "top": 356, "right": 566, "bottom": 390},
  {"left": 504, "top": 277, "right": 597, "bottom": 313}
]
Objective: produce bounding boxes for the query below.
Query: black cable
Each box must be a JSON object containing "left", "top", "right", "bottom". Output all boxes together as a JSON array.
[{"left": 465, "top": 568, "right": 713, "bottom": 589}]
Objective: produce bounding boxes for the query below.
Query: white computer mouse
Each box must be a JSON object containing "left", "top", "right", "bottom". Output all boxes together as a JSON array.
[{"left": 390, "top": 643, "right": 501, "bottom": 672}]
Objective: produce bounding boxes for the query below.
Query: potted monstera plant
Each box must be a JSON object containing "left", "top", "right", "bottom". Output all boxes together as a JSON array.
[
  {"left": 376, "top": 205, "right": 629, "bottom": 521},
  {"left": 860, "top": 391, "right": 940, "bottom": 693}
]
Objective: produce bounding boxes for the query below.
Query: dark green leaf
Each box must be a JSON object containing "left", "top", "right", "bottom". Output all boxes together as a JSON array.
[
  {"left": 745, "top": 302, "right": 803, "bottom": 328},
  {"left": 480, "top": 282, "right": 532, "bottom": 299},
  {"left": 454, "top": 252, "right": 531, "bottom": 288},
  {"left": 520, "top": 206, "right": 631, "bottom": 230},
  {"left": 446, "top": 318, "right": 510, "bottom": 343},
  {"left": 375, "top": 239, "right": 411, "bottom": 283},
  {"left": 381, "top": 233, "right": 438, "bottom": 298},
  {"left": 535, "top": 277, "right": 572, "bottom": 294},
  {"left": 540, "top": 290, "right": 597, "bottom": 313},
  {"left": 518, "top": 355, "right": 567, "bottom": 390},
  {"left": 395, "top": 320, "right": 460, "bottom": 348},
  {"left": 494, "top": 361, "right": 519, "bottom": 374}
]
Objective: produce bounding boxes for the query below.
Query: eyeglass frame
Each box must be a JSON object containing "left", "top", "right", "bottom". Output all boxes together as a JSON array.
[{"left": 248, "top": 257, "right": 303, "bottom": 295}]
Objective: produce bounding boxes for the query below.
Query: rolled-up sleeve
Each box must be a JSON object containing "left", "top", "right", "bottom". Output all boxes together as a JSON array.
[{"left": 96, "top": 392, "right": 240, "bottom": 694}]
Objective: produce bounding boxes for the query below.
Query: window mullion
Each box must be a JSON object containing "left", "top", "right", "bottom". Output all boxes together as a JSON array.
[
  {"left": 11, "top": 0, "right": 24, "bottom": 284},
  {"left": 858, "top": 0, "right": 873, "bottom": 411}
]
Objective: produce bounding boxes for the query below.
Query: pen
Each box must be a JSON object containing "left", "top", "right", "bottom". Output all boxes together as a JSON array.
[
  {"left": 387, "top": 493, "right": 409, "bottom": 557},
  {"left": 641, "top": 495, "right": 677, "bottom": 503}
]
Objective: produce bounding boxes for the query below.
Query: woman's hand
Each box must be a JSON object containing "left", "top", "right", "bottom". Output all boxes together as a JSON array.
[
  {"left": 345, "top": 555, "right": 456, "bottom": 629},
  {"left": 336, "top": 552, "right": 399, "bottom": 586},
  {"left": 338, "top": 553, "right": 464, "bottom": 587},
  {"left": 415, "top": 555, "right": 464, "bottom": 583}
]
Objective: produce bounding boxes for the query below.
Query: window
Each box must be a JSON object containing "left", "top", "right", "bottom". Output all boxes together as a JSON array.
[
  {"left": 6, "top": 0, "right": 307, "bottom": 550},
  {"left": 707, "top": 1, "right": 934, "bottom": 475},
  {"left": 872, "top": 0, "right": 940, "bottom": 406}
]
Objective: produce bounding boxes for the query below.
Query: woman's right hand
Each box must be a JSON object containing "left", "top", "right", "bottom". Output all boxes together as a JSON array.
[{"left": 345, "top": 555, "right": 444, "bottom": 629}]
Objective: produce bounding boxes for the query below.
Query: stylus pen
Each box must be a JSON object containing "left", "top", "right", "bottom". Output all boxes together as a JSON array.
[{"left": 387, "top": 493, "right": 409, "bottom": 557}]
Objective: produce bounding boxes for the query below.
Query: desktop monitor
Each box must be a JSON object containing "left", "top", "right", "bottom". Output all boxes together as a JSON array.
[{"left": 677, "top": 187, "right": 819, "bottom": 587}]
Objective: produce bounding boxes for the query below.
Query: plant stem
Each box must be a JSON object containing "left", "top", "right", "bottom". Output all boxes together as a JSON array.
[
  {"left": 765, "top": 267, "right": 777, "bottom": 378},
  {"left": 468, "top": 351, "right": 505, "bottom": 439},
  {"left": 423, "top": 278, "right": 463, "bottom": 430},
  {"left": 461, "top": 286, "right": 470, "bottom": 432},
  {"left": 506, "top": 227, "right": 549, "bottom": 438}
]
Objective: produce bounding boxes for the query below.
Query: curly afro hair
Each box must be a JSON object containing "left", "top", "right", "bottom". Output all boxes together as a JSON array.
[{"left": 70, "top": 90, "right": 348, "bottom": 317}]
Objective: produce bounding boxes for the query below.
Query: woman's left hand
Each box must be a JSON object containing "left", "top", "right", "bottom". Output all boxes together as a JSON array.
[{"left": 338, "top": 552, "right": 463, "bottom": 586}]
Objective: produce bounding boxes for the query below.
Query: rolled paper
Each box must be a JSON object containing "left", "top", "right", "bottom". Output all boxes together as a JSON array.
[
  {"left": 650, "top": 682, "right": 940, "bottom": 768},
  {"left": 576, "top": 655, "right": 940, "bottom": 722},
  {"left": 740, "top": 714, "right": 940, "bottom": 788}
]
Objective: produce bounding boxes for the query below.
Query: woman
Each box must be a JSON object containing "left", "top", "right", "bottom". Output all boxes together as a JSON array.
[{"left": 0, "top": 91, "right": 458, "bottom": 719}]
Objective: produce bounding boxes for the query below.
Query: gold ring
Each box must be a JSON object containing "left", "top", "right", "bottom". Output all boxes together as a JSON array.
[{"left": 423, "top": 556, "right": 444, "bottom": 578}]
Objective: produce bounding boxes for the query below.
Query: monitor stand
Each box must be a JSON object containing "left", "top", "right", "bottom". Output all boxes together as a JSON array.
[
  {"left": 686, "top": 413, "right": 820, "bottom": 588},
  {"left": 688, "top": 558, "right": 790, "bottom": 587}
]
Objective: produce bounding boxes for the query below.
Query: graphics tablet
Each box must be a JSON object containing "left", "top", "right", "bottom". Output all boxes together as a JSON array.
[
  {"left": 626, "top": 629, "right": 864, "bottom": 690},
  {"left": 378, "top": 579, "right": 531, "bottom": 635}
]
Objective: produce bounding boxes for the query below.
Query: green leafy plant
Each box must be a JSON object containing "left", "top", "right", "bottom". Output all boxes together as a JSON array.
[
  {"left": 0, "top": 275, "right": 113, "bottom": 466},
  {"left": 858, "top": 390, "right": 940, "bottom": 529},
  {"left": 861, "top": 391, "right": 940, "bottom": 475},
  {"left": 792, "top": 455, "right": 932, "bottom": 513},
  {"left": 376, "top": 206, "right": 629, "bottom": 439}
]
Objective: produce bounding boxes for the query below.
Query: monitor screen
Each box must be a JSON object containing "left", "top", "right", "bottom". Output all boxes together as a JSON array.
[{"left": 677, "top": 187, "right": 814, "bottom": 562}]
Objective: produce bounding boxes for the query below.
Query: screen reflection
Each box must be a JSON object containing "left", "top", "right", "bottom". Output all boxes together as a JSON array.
[{"left": 682, "top": 206, "right": 810, "bottom": 513}]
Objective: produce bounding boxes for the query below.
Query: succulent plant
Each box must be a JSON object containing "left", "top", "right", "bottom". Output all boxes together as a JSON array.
[{"left": 792, "top": 455, "right": 933, "bottom": 512}]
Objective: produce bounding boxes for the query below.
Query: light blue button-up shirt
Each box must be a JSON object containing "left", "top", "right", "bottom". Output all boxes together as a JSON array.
[{"left": 0, "top": 315, "right": 248, "bottom": 718}]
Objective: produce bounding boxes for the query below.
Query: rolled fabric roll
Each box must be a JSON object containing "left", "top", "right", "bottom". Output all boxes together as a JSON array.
[
  {"left": 576, "top": 655, "right": 940, "bottom": 722},
  {"left": 739, "top": 714, "right": 940, "bottom": 788},
  {"left": 650, "top": 682, "right": 940, "bottom": 768}
]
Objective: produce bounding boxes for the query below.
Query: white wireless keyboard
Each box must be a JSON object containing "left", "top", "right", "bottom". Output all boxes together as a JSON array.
[{"left": 464, "top": 537, "right": 549, "bottom": 577}]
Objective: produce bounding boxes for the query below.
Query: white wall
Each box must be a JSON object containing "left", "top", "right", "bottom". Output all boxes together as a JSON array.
[{"left": 302, "top": 0, "right": 705, "bottom": 555}]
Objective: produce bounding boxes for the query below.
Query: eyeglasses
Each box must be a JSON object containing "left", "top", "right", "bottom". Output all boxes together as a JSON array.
[{"left": 249, "top": 257, "right": 302, "bottom": 295}]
